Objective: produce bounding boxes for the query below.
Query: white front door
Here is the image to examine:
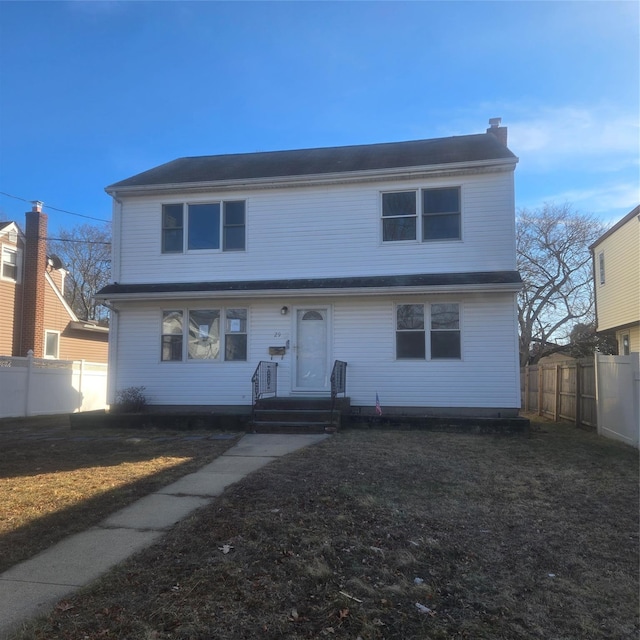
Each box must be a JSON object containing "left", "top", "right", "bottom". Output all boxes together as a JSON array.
[{"left": 294, "top": 307, "right": 329, "bottom": 391}]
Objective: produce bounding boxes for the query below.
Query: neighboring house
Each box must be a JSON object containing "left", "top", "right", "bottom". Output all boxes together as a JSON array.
[
  {"left": 0, "top": 203, "right": 109, "bottom": 362},
  {"left": 590, "top": 205, "right": 640, "bottom": 355},
  {"left": 97, "top": 119, "right": 522, "bottom": 416}
]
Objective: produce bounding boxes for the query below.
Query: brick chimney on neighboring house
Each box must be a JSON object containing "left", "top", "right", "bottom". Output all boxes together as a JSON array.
[
  {"left": 486, "top": 117, "right": 508, "bottom": 146},
  {"left": 20, "top": 202, "right": 48, "bottom": 357}
]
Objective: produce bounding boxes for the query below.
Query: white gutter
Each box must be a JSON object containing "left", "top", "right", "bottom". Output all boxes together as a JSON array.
[{"left": 101, "top": 300, "right": 119, "bottom": 406}]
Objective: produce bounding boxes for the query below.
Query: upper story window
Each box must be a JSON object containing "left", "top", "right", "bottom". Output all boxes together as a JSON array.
[
  {"left": 162, "top": 201, "right": 246, "bottom": 253},
  {"left": 598, "top": 251, "right": 605, "bottom": 284},
  {"left": 1, "top": 246, "right": 20, "bottom": 282},
  {"left": 382, "top": 187, "right": 461, "bottom": 243}
]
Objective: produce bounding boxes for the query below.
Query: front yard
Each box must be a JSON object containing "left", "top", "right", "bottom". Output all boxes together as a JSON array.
[{"left": 8, "top": 421, "right": 639, "bottom": 639}]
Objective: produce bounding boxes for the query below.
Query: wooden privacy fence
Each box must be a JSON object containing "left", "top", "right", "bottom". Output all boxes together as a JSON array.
[{"left": 521, "top": 358, "right": 596, "bottom": 428}]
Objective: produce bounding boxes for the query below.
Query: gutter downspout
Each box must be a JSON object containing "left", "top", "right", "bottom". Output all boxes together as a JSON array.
[
  {"left": 102, "top": 195, "right": 123, "bottom": 407},
  {"left": 101, "top": 299, "right": 119, "bottom": 407}
]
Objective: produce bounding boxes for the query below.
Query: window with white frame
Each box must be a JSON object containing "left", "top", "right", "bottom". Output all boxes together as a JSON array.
[
  {"left": 382, "top": 187, "right": 461, "bottom": 242},
  {"left": 162, "top": 201, "right": 245, "bottom": 253},
  {"left": 161, "top": 307, "right": 247, "bottom": 362},
  {"left": 396, "top": 304, "right": 426, "bottom": 358},
  {"left": 430, "top": 303, "right": 461, "bottom": 359},
  {"left": 44, "top": 330, "right": 60, "bottom": 359},
  {"left": 598, "top": 251, "right": 605, "bottom": 284},
  {"left": 396, "top": 302, "right": 461, "bottom": 359},
  {"left": 1, "top": 246, "right": 20, "bottom": 282}
]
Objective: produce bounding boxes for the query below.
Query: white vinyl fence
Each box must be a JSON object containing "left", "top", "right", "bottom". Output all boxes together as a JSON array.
[
  {"left": 0, "top": 352, "right": 108, "bottom": 419},
  {"left": 596, "top": 353, "right": 640, "bottom": 448}
]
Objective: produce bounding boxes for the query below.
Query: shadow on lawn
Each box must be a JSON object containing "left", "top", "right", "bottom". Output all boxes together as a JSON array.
[{"left": 0, "top": 431, "right": 240, "bottom": 573}]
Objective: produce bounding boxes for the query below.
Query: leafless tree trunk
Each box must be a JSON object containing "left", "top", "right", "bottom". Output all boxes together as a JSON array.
[{"left": 49, "top": 223, "right": 112, "bottom": 324}]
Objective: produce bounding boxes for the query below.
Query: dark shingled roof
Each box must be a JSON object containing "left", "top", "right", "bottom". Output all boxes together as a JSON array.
[
  {"left": 107, "top": 133, "right": 516, "bottom": 190},
  {"left": 97, "top": 271, "right": 522, "bottom": 298},
  {"left": 589, "top": 204, "right": 640, "bottom": 249}
]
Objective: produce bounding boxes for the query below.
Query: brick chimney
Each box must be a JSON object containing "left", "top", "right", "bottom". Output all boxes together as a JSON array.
[
  {"left": 20, "top": 202, "right": 48, "bottom": 357},
  {"left": 486, "top": 117, "right": 508, "bottom": 146}
]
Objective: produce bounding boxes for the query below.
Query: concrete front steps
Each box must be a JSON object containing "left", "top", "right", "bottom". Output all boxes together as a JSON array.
[{"left": 251, "top": 396, "right": 350, "bottom": 434}]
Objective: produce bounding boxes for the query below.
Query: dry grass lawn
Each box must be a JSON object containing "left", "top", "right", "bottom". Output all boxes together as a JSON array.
[
  {"left": 0, "top": 423, "right": 240, "bottom": 573},
  {"left": 6, "top": 420, "right": 640, "bottom": 640}
]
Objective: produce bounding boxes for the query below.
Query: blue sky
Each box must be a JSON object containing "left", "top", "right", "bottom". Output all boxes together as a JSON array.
[{"left": 0, "top": 1, "right": 638, "bottom": 234}]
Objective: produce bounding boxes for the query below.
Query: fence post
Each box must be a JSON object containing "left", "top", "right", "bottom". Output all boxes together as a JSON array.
[
  {"left": 78, "top": 360, "right": 85, "bottom": 412},
  {"left": 554, "top": 364, "right": 561, "bottom": 421},
  {"left": 524, "top": 365, "right": 529, "bottom": 412},
  {"left": 25, "top": 350, "right": 34, "bottom": 417},
  {"left": 575, "top": 360, "right": 582, "bottom": 428},
  {"left": 537, "top": 365, "right": 543, "bottom": 417}
]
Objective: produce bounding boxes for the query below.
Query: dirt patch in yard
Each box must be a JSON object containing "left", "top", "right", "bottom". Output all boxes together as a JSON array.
[{"left": 10, "top": 422, "right": 640, "bottom": 639}]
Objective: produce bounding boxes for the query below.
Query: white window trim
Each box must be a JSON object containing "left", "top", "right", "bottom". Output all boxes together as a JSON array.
[
  {"left": 598, "top": 251, "right": 605, "bottom": 285},
  {"left": 395, "top": 301, "right": 427, "bottom": 360},
  {"left": 429, "top": 302, "right": 463, "bottom": 360},
  {"left": 394, "top": 301, "right": 463, "bottom": 361},
  {"left": 380, "top": 186, "right": 463, "bottom": 245},
  {"left": 0, "top": 244, "right": 22, "bottom": 283},
  {"left": 44, "top": 330, "right": 61, "bottom": 359},
  {"left": 160, "top": 306, "right": 249, "bottom": 363}
]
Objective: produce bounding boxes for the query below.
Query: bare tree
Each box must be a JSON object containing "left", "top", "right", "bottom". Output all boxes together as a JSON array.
[
  {"left": 517, "top": 203, "right": 607, "bottom": 366},
  {"left": 49, "top": 223, "right": 112, "bottom": 324}
]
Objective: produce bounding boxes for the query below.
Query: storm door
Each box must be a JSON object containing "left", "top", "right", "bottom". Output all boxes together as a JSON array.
[{"left": 294, "top": 308, "right": 329, "bottom": 391}]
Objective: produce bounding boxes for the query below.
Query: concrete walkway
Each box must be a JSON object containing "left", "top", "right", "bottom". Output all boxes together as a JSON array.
[{"left": 0, "top": 433, "right": 328, "bottom": 639}]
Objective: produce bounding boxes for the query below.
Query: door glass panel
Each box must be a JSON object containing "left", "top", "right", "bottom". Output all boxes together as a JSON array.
[{"left": 296, "top": 309, "right": 327, "bottom": 389}]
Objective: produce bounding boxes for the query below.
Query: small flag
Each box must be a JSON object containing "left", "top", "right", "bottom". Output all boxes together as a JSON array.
[{"left": 375, "top": 393, "right": 382, "bottom": 415}]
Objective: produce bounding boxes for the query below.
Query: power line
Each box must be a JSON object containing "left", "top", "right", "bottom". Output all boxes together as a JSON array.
[
  {"left": 0, "top": 191, "right": 111, "bottom": 223},
  {"left": 43, "top": 236, "right": 111, "bottom": 246}
]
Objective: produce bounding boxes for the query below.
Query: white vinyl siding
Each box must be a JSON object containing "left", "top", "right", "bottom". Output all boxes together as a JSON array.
[
  {"left": 111, "top": 293, "right": 520, "bottom": 409},
  {"left": 115, "top": 171, "right": 516, "bottom": 285}
]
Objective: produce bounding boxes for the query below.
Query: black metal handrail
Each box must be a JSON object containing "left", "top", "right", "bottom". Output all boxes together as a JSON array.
[
  {"left": 331, "top": 360, "right": 347, "bottom": 399},
  {"left": 252, "top": 361, "right": 278, "bottom": 414},
  {"left": 330, "top": 360, "right": 347, "bottom": 426}
]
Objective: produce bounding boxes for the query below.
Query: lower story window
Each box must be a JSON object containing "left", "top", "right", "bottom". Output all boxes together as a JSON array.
[
  {"left": 396, "top": 304, "right": 425, "bottom": 358},
  {"left": 225, "top": 308, "right": 247, "bottom": 361},
  {"left": 621, "top": 334, "right": 630, "bottom": 356},
  {"left": 188, "top": 309, "right": 220, "bottom": 360},
  {"left": 396, "top": 302, "right": 461, "bottom": 360},
  {"left": 162, "top": 307, "right": 247, "bottom": 362},
  {"left": 162, "top": 310, "right": 184, "bottom": 361},
  {"left": 430, "top": 303, "right": 461, "bottom": 359}
]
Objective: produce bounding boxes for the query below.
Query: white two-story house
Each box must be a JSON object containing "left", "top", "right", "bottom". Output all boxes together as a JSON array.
[{"left": 97, "top": 119, "right": 522, "bottom": 418}]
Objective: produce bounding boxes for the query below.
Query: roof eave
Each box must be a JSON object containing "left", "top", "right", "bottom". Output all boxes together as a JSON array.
[
  {"left": 96, "top": 281, "right": 522, "bottom": 303},
  {"left": 589, "top": 205, "right": 640, "bottom": 250},
  {"left": 106, "top": 157, "right": 518, "bottom": 198},
  {"left": 68, "top": 321, "right": 109, "bottom": 334}
]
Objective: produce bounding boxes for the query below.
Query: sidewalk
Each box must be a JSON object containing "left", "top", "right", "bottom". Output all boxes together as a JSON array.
[{"left": 0, "top": 432, "right": 329, "bottom": 639}]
